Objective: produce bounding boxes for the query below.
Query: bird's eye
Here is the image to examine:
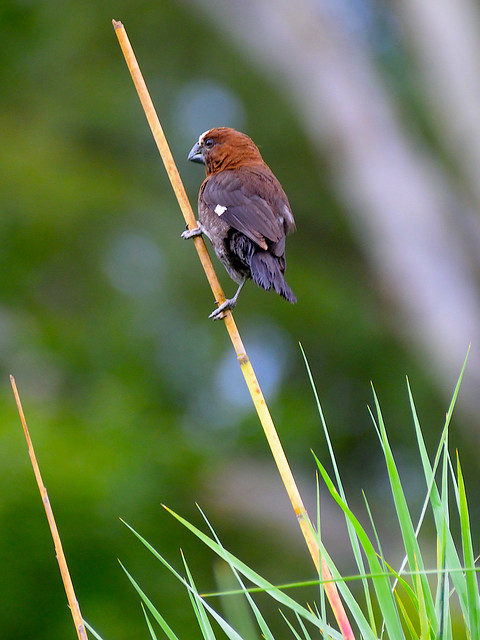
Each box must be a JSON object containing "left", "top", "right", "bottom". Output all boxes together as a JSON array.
[{"left": 203, "top": 138, "right": 214, "bottom": 148}]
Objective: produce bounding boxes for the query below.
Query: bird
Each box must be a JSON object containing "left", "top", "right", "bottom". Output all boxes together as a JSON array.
[{"left": 183, "top": 127, "right": 296, "bottom": 320}]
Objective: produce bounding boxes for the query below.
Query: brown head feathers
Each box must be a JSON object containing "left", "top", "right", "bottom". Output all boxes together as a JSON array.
[{"left": 190, "top": 127, "right": 265, "bottom": 175}]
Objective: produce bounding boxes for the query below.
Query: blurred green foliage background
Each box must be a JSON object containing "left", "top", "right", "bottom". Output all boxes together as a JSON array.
[{"left": 1, "top": 1, "right": 479, "bottom": 639}]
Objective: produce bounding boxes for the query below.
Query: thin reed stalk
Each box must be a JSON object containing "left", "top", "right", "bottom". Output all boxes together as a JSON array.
[
  {"left": 10, "top": 376, "right": 88, "bottom": 640},
  {"left": 112, "top": 19, "right": 354, "bottom": 640}
]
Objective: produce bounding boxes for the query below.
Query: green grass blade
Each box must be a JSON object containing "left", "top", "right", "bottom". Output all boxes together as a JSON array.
[
  {"left": 279, "top": 611, "right": 304, "bottom": 640},
  {"left": 122, "top": 539, "right": 244, "bottom": 640},
  {"left": 413, "top": 558, "right": 432, "bottom": 639},
  {"left": 305, "top": 460, "right": 389, "bottom": 640},
  {"left": 119, "top": 561, "right": 182, "bottom": 640},
  {"left": 214, "top": 562, "right": 257, "bottom": 640},
  {"left": 198, "top": 509, "right": 278, "bottom": 640},
  {"left": 383, "top": 558, "right": 420, "bottom": 611},
  {"left": 457, "top": 454, "right": 480, "bottom": 638},
  {"left": 83, "top": 620, "right": 108, "bottom": 640},
  {"left": 129, "top": 512, "right": 343, "bottom": 640},
  {"left": 362, "top": 490, "right": 387, "bottom": 635},
  {"left": 437, "top": 424, "right": 451, "bottom": 640},
  {"left": 300, "top": 345, "right": 342, "bottom": 492},
  {"left": 395, "top": 593, "right": 419, "bottom": 640},
  {"left": 121, "top": 518, "right": 186, "bottom": 584},
  {"left": 316, "top": 551, "right": 382, "bottom": 639},
  {"left": 142, "top": 604, "right": 159, "bottom": 640},
  {"left": 310, "top": 522, "right": 379, "bottom": 640},
  {"left": 190, "top": 589, "right": 246, "bottom": 640},
  {"left": 279, "top": 610, "right": 314, "bottom": 640},
  {"left": 314, "top": 455, "right": 405, "bottom": 640},
  {"left": 301, "top": 345, "right": 376, "bottom": 630},
  {"left": 183, "top": 552, "right": 252, "bottom": 640},
  {"left": 370, "top": 386, "right": 436, "bottom": 629},
  {"left": 124, "top": 530, "right": 246, "bottom": 640},
  {"left": 435, "top": 524, "right": 452, "bottom": 640},
  {"left": 181, "top": 553, "right": 217, "bottom": 640},
  {"left": 295, "top": 609, "right": 317, "bottom": 640},
  {"left": 407, "top": 378, "right": 469, "bottom": 618}
]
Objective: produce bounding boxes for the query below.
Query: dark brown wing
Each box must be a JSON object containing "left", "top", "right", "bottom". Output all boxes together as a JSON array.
[{"left": 201, "top": 166, "right": 294, "bottom": 250}]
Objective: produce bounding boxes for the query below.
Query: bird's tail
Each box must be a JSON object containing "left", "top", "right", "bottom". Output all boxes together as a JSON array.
[{"left": 250, "top": 252, "right": 297, "bottom": 303}]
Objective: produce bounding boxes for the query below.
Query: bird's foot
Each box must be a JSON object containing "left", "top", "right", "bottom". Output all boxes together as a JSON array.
[
  {"left": 208, "top": 277, "right": 246, "bottom": 320},
  {"left": 208, "top": 297, "right": 237, "bottom": 321},
  {"left": 181, "top": 222, "right": 204, "bottom": 239}
]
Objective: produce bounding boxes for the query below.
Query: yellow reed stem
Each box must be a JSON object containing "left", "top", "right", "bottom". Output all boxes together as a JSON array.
[
  {"left": 112, "top": 20, "right": 355, "bottom": 640},
  {"left": 10, "top": 376, "right": 88, "bottom": 640}
]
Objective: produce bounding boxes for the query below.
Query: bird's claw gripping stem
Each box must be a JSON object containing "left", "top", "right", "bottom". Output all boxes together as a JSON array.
[
  {"left": 208, "top": 277, "right": 246, "bottom": 320},
  {"left": 181, "top": 223, "right": 204, "bottom": 240},
  {"left": 209, "top": 298, "right": 236, "bottom": 321}
]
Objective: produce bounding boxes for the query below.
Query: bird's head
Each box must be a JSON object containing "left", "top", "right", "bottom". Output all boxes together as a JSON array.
[{"left": 188, "top": 127, "right": 264, "bottom": 175}]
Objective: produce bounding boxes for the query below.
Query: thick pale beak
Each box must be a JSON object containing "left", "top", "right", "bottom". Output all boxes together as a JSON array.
[{"left": 187, "top": 141, "right": 205, "bottom": 164}]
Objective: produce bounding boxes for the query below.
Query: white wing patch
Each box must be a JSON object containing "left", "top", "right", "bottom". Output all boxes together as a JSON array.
[{"left": 214, "top": 204, "right": 227, "bottom": 216}]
